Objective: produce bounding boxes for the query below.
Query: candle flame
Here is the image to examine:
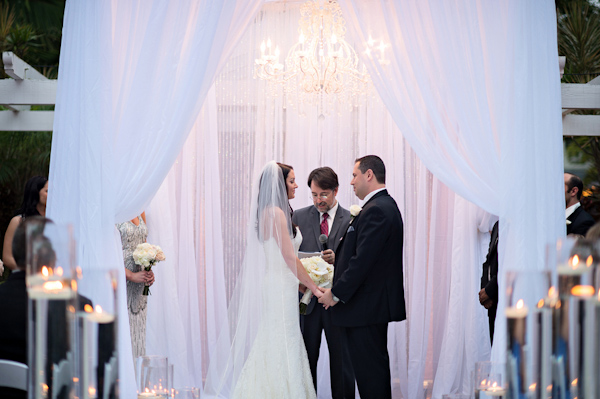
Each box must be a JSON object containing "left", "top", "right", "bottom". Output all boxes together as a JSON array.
[
  {"left": 89, "top": 387, "right": 96, "bottom": 396},
  {"left": 492, "top": 382, "right": 497, "bottom": 388},
  {"left": 267, "top": 38, "right": 272, "bottom": 48},
  {"left": 95, "top": 305, "right": 103, "bottom": 314},
  {"left": 516, "top": 299, "right": 524, "bottom": 309},
  {"left": 43, "top": 281, "right": 63, "bottom": 290},
  {"left": 571, "top": 285, "right": 595, "bottom": 297},
  {"left": 529, "top": 383, "right": 537, "bottom": 391},
  {"left": 42, "top": 266, "right": 49, "bottom": 277},
  {"left": 71, "top": 280, "right": 77, "bottom": 291},
  {"left": 42, "top": 384, "right": 49, "bottom": 393},
  {"left": 55, "top": 266, "right": 63, "bottom": 276},
  {"left": 571, "top": 255, "right": 579, "bottom": 268},
  {"left": 84, "top": 304, "right": 93, "bottom": 313},
  {"left": 73, "top": 377, "right": 79, "bottom": 383},
  {"left": 548, "top": 286, "right": 556, "bottom": 297},
  {"left": 587, "top": 255, "right": 594, "bottom": 266},
  {"left": 299, "top": 33, "right": 305, "bottom": 44},
  {"left": 571, "top": 378, "right": 578, "bottom": 386},
  {"left": 537, "top": 299, "right": 545, "bottom": 308}
]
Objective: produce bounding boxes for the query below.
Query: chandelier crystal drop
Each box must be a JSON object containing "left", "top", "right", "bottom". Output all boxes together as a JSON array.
[{"left": 254, "top": 0, "right": 385, "bottom": 114}]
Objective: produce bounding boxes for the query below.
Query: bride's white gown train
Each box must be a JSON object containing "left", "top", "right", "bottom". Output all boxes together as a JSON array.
[{"left": 232, "top": 229, "right": 316, "bottom": 399}]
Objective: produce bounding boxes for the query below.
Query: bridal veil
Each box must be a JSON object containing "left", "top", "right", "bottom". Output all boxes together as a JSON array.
[{"left": 203, "top": 161, "right": 299, "bottom": 397}]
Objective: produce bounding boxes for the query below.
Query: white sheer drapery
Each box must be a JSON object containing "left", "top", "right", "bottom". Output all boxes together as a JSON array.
[
  {"left": 47, "top": 1, "right": 564, "bottom": 398},
  {"left": 142, "top": 3, "right": 509, "bottom": 397},
  {"left": 47, "top": 1, "right": 262, "bottom": 396},
  {"left": 338, "top": 1, "right": 564, "bottom": 395}
]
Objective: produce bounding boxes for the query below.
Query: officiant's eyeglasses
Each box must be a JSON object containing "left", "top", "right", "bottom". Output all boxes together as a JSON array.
[{"left": 311, "top": 192, "right": 332, "bottom": 201}]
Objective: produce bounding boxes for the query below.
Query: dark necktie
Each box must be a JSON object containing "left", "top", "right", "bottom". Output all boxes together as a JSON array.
[{"left": 321, "top": 213, "right": 329, "bottom": 236}]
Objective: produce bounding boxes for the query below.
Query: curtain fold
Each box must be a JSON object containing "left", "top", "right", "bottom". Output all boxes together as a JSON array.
[
  {"left": 339, "top": 0, "right": 564, "bottom": 395},
  {"left": 48, "top": 1, "right": 262, "bottom": 396}
]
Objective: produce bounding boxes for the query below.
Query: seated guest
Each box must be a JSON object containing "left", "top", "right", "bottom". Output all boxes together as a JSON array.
[
  {"left": 0, "top": 217, "right": 47, "bottom": 399},
  {"left": 565, "top": 172, "right": 595, "bottom": 236}
]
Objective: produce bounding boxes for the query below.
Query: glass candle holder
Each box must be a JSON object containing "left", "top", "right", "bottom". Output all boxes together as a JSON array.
[
  {"left": 26, "top": 220, "right": 77, "bottom": 399},
  {"left": 505, "top": 269, "right": 551, "bottom": 399},
  {"left": 172, "top": 387, "right": 200, "bottom": 399},
  {"left": 474, "top": 361, "right": 506, "bottom": 398},
  {"left": 136, "top": 356, "right": 169, "bottom": 398},
  {"left": 550, "top": 238, "right": 599, "bottom": 399},
  {"left": 75, "top": 268, "right": 119, "bottom": 399}
]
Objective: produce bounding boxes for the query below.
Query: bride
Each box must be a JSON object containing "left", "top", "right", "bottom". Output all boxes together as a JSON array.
[{"left": 204, "top": 161, "right": 321, "bottom": 398}]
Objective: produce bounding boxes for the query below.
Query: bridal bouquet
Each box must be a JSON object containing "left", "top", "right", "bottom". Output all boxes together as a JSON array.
[
  {"left": 132, "top": 243, "right": 166, "bottom": 295},
  {"left": 299, "top": 256, "right": 334, "bottom": 314}
]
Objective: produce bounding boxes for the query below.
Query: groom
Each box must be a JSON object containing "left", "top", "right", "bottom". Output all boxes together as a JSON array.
[
  {"left": 292, "top": 167, "right": 355, "bottom": 399},
  {"left": 319, "top": 155, "right": 406, "bottom": 399}
]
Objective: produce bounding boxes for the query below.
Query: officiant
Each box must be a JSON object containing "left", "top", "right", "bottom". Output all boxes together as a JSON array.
[{"left": 292, "top": 167, "right": 355, "bottom": 399}]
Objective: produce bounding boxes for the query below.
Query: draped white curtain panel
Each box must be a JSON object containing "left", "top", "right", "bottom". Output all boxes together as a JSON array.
[{"left": 48, "top": 1, "right": 564, "bottom": 398}]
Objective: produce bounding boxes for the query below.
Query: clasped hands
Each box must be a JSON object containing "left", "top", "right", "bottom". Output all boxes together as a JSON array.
[
  {"left": 298, "top": 285, "right": 337, "bottom": 309},
  {"left": 478, "top": 289, "right": 493, "bottom": 309}
]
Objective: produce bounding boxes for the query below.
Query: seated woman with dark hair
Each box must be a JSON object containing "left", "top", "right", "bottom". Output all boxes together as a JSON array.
[{"left": 2, "top": 176, "right": 48, "bottom": 271}]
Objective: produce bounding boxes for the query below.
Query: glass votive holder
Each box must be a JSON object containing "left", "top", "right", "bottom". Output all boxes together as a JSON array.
[
  {"left": 475, "top": 361, "right": 506, "bottom": 398},
  {"left": 172, "top": 387, "right": 200, "bottom": 399},
  {"left": 552, "top": 237, "right": 596, "bottom": 296},
  {"left": 25, "top": 219, "right": 78, "bottom": 399},
  {"left": 75, "top": 268, "right": 119, "bottom": 399},
  {"left": 136, "top": 356, "right": 169, "bottom": 398}
]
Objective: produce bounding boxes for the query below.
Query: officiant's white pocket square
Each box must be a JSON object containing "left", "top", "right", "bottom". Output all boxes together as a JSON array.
[{"left": 347, "top": 226, "right": 355, "bottom": 233}]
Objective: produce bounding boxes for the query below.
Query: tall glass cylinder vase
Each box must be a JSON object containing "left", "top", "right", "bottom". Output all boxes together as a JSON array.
[
  {"left": 75, "top": 268, "right": 119, "bottom": 399},
  {"left": 136, "top": 356, "right": 169, "bottom": 398},
  {"left": 26, "top": 220, "right": 77, "bottom": 399},
  {"left": 505, "top": 269, "right": 551, "bottom": 399},
  {"left": 551, "top": 237, "right": 598, "bottom": 399}
]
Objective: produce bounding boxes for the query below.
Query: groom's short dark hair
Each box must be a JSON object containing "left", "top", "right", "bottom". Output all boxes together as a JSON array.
[
  {"left": 356, "top": 155, "right": 386, "bottom": 184},
  {"left": 307, "top": 167, "right": 339, "bottom": 191}
]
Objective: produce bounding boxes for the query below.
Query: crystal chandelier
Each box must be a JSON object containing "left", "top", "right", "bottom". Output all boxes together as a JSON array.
[{"left": 254, "top": 0, "right": 380, "bottom": 111}]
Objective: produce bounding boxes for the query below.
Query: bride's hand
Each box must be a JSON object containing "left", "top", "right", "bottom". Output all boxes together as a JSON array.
[{"left": 312, "top": 286, "right": 324, "bottom": 299}]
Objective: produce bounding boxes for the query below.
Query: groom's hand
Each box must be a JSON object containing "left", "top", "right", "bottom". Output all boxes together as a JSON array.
[{"left": 318, "top": 288, "right": 338, "bottom": 309}]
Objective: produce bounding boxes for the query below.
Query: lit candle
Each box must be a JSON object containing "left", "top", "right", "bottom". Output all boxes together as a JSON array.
[
  {"left": 86, "top": 305, "right": 115, "bottom": 324},
  {"left": 28, "top": 280, "right": 74, "bottom": 300},
  {"left": 505, "top": 299, "right": 528, "bottom": 318},
  {"left": 138, "top": 388, "right": 160, "bottom": 399},
  {"left": 483, "top": 383, "right": 506, "bottom": 396}
]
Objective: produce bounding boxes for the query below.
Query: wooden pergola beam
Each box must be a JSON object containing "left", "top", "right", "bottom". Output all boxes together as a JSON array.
[
  {"left": 2, "top": 52, "right": 47, "bottom": 81},
  {"left": 561, "top": 84, "right": 600, "bottom": 110},
  {"left": 0, "top": 110, "right": 54, "bottom": 131},
  {"left": 0, "top": 79, "right": 57, "bottom": 106},
  {"left": 562, "top": 115, "right": 600, "bottom": 137}
]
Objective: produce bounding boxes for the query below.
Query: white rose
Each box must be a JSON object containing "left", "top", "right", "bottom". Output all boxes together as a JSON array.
[{"left": 350, "top": 205, "right": 362, "bottom": 217}]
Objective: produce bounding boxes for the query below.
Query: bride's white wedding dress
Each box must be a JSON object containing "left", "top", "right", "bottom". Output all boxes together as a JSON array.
[{"left": 232, "top": 228, "right": 316, "bottom": 399}]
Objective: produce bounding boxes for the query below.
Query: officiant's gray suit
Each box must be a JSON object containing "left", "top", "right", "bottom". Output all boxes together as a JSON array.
[{"left": 293, "top": 204, "right": 355, "bottom": 399}]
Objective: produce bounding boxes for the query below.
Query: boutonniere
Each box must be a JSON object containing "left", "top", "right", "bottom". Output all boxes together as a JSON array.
[
  {"left": 349, "top": 205, "right": 362, "bottom": 222},
  {"left": 566, "top": 220, "right": 571, "bottom": 225}
]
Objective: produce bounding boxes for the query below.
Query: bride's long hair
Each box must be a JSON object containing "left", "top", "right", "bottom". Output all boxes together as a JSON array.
[{"left": 204, "top": 161, "right": 299, "bottom": 397}]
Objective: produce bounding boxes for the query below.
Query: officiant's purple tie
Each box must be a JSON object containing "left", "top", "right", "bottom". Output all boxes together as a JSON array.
[{"left": 321, "top": 213, "right": 329, "bottom": 236}]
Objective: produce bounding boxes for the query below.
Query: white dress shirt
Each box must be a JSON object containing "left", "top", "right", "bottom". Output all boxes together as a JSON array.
[
  {"left": 319, "top": 201, "right": 339, "bottom": 235},
  {"left": 362, "top": 187, "right": 386, "bottom": 204},
  {"left": 566, "top": 202, "right": 580, "bottom": 219}
]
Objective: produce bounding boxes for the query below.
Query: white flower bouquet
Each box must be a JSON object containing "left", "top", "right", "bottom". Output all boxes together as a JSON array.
[
  {"left": 132, "top": 243, "right": 166, "bottom": 295},
  {"left": 299, "top": 256, "right": 334, "bottom": 314}
]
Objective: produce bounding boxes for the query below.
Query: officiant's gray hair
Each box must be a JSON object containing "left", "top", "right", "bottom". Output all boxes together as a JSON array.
[{"left": 356, "top": 155, "right": 386, "bottom": 184}]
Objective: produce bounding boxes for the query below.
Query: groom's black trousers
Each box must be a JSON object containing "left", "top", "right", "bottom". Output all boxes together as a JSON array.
[
  {"left": 342, "top": 323, "right": 391, "bottom": 399},
  {"left": 301, "top": 304, "right": 355, "bottom": 399}
]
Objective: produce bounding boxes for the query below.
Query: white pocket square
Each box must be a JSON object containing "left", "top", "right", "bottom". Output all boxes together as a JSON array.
[{"left": 347, "top": 226, "right": 355, "bottom": 233}]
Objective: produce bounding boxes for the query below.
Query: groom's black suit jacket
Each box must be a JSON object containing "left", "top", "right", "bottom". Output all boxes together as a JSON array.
[
  {"left": 567, "top": 205, "right": 595, "bottom": 236},
  {"left": 331, "top": 190, "right": 406, "bottom": 327}
]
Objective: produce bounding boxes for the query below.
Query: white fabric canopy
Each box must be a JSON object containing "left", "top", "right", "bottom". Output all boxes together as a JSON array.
[
  {"left": 338, "top": 1, "right": 564, "bottom": 394},
  {"left": 48, "top": 1, "right": 564, "bottom": 398},
  {"left": 48, "top": 0, "right": 262, "bottom": 396}
]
